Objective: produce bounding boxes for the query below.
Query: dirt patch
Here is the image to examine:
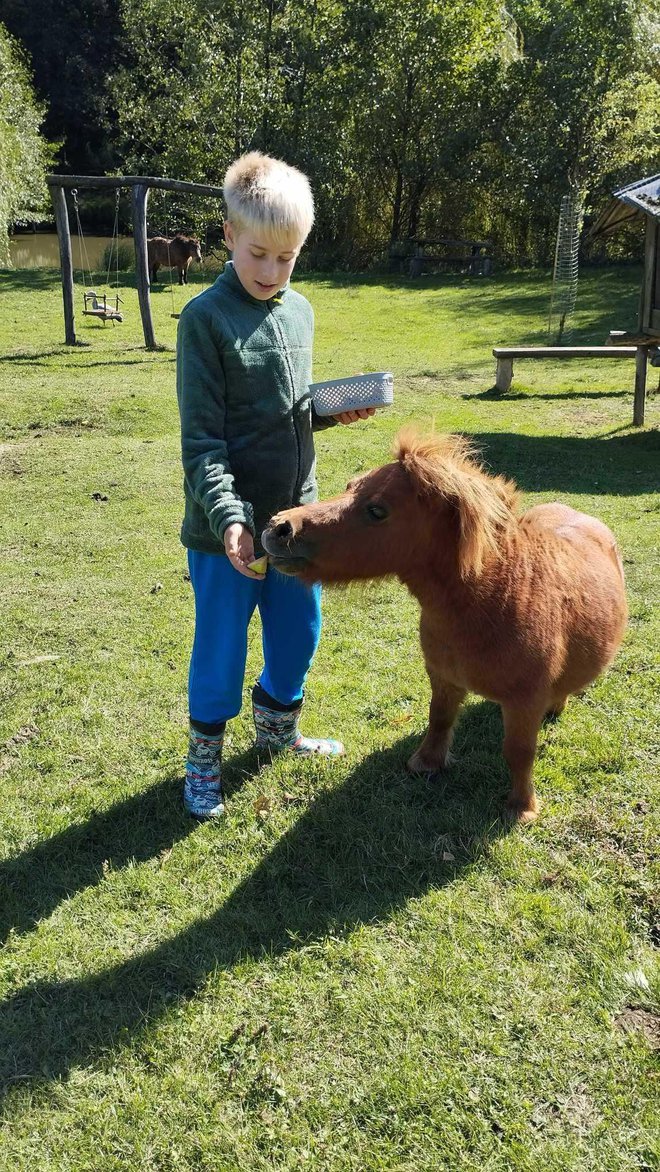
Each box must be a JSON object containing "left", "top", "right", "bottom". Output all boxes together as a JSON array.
[
  {"left": 0, "top": 724, "right": 40, "bottom": 777},
  {"left": 615, "top": 1007, "right": 660, "bottom": 1050},
  {"left": 0, "top": 442, "right": 27, "bottom": 477}
]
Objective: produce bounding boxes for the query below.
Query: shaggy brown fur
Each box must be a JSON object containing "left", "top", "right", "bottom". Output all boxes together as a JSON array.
[
  {"left": 147, "top": 234, "right": 202, "bottom": 285},
  {"left": 262, "top": 431, "right": 628, "bottom": 822}
]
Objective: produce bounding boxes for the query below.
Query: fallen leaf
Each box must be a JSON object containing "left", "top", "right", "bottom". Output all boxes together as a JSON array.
[
  {"left": 623, "top": 968, "right": 650, "bottom": 991},
  {"left": 442, "top": 851, "right": 455, "bottom": 863},
  {"left": 253, "top": 794, "right": 272, "bottom": 819}
]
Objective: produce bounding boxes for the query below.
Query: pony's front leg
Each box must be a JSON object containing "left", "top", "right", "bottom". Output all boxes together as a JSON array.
[
  {"left": 407, "top": 680, "right": 466, "bottom": 775},
  {"left": 501, "top": 703, "right": 544, "bottom": 823}
]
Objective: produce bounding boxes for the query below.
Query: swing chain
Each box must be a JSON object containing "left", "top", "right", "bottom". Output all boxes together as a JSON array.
[
  {"left": 106, "top": 187, "right": 122, "bottom": 297},
  {"left": 71, "top": 188, "right": 93, "bottom": 290}
]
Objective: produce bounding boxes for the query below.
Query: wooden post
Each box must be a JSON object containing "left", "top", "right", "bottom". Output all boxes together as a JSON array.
[
  {"left": 495, "top": 357, "right": 513, "bottom": 393},
  {"left": 50, "top": 185, "right": 76, "bottom": 344},
  {"left": 633, "top": 346, "right": 647, "bottom": 427},
  {"left": 132, "top": 183, "right": 156, "bottom": 350}
]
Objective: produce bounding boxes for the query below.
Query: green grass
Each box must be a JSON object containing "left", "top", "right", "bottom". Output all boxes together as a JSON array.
[{"left": 0, "top": 264, "right": 658, "bottom": 1170}]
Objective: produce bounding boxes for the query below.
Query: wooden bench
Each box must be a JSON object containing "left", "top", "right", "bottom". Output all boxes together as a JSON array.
[
  {"left": 408, "top": 238, "right": 493, "bottom": 278},
  {"left": 492, "top": 345, "right": 651, "bottom": 426}
]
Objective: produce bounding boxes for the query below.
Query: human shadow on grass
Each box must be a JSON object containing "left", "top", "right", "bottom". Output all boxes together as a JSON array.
[
  {"left": 0, "top": 708, "right": 513, "bottom": 1099},
  {"left": 0, "top": 747, "right": 263, "bottom": 946},
  {"left": 469, "top": 429, "right": 659, "bottom": 496}
]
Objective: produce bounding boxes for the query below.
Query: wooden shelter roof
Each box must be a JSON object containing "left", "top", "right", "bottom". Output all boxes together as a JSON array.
[{"left": 590, "top": 173, "right": 660, "bottom": 238}]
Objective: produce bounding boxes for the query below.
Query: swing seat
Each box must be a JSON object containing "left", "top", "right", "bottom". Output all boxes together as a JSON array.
[
  {"left": 83, "top": 290, "right": 124, "bottom": 324},
  {"left": 83, "top": 308, "right": 124, "bottom": 323}
]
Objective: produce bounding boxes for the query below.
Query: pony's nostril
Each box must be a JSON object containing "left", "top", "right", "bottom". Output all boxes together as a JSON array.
[{"left": 275, "top": 520, "right": 293, "bottom": 540}]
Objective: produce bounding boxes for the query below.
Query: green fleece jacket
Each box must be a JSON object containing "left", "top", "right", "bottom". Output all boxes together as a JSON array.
[{"left": 176, "top": 261, "right": 331, "bottom": 555}]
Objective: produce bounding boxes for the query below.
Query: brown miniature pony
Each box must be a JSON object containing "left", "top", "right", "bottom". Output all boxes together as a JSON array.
[
  {"left": 147, "top": 234, "right": 202, "bottom": 285},
  {"left": 262, "top": 432, "right": 627, "bottom": 822}
]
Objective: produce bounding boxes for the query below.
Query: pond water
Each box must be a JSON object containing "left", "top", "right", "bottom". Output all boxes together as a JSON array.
[{"left": 9, "top": 233, "right": 134, "bottom": 271}]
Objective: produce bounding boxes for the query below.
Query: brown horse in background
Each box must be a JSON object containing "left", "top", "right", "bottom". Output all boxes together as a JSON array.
[
  {"left": 147, "top": 234, "right": 202, "bottom": 285},
  {"left": 262, "top": 431, "right": 628, "bottom": 823}
]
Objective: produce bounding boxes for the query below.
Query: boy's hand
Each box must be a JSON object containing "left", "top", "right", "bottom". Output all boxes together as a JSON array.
[
  {"left": 224, "top": 523, "right": 265, "bottom": 578},
  {"left": 333, "top": 407, "right": 376, "bottom": 425}
]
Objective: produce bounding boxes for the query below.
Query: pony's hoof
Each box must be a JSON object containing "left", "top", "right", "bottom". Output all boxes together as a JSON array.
[
  {"left": 505, "top": 798, "right": 540, "bottom": 825},
  {"left": 407, "top": 749, "right": 453, "bottom": 774}
]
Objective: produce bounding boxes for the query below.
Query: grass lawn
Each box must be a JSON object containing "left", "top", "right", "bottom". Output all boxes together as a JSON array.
[{"left": 0, "top": 263, "right": 658, "bottom": 1170}]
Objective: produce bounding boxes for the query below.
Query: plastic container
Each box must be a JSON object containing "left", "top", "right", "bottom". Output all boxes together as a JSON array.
[{"left": 310, "top": 371, "right": 394, "bottom": 417}]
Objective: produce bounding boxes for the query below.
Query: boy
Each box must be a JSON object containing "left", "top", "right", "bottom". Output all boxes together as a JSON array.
[{"left": 176, "top": 151, "right": 372, "bottom": 818}]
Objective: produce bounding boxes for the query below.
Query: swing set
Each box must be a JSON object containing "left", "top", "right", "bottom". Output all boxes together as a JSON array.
[
  {"left": 71, "top": 188, "right": 124, "bottom": 324},
  {"left": 47, "top": 174, "right": 225, "bottom": 350}
]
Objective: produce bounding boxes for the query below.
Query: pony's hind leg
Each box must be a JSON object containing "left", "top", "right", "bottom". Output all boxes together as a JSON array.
[
  {"left": 407, "top": 680, "right": 466, "bottom": 775},
  {"left": 501, "top": 702, "right": 544, "bottom": 823}
]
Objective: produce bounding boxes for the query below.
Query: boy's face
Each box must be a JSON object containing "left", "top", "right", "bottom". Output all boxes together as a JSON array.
[{"left": 224, "top": 221, "right": 303, "bottom": 300}]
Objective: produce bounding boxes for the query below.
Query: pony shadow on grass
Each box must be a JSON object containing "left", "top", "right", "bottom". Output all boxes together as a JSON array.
[
  {"left": 0, "top": 706, "right": 512, "bottom": 1100},
  {"left": 0, "top": 748, "right": 263, "bottom": 946}
]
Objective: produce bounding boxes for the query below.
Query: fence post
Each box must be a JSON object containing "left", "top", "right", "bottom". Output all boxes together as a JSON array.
[{"left": 633, "top": 347, "right": 647, "bottom": 427}]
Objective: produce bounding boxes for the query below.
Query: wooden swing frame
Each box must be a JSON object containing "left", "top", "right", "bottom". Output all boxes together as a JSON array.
[{"left": 48, "top": 174, "right": 224, "bottom": 350}]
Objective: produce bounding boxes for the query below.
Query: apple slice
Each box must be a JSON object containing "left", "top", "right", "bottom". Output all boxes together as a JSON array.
[{"left": 248, "top": 555, "right": 268, "bottom": 575}]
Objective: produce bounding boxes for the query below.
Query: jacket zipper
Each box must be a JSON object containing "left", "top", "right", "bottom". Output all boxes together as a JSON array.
[{"left": 267, "top": 300, "right": 302, "bottom": 498}]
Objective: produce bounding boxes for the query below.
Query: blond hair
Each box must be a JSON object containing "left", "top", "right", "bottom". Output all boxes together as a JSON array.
[{"left": 223, "top": 151, "right": 314, "bottom": 248}]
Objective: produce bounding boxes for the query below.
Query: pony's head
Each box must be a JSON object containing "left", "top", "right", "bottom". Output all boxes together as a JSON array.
[
  {"left": 175, "top": 233, "right": 203, "bottom": 263},
  {"left": 262, "top": 430, "right": 519, "bottom": 584}
]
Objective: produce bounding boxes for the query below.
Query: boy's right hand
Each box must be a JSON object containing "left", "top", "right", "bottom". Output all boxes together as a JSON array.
[{"left": 224, "top": 523, "right": 265, "bottom": 578}]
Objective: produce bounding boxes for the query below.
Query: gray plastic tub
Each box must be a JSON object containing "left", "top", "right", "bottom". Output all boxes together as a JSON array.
[{"left": 310, "top": 371, "right": 394, "bottom": 416}]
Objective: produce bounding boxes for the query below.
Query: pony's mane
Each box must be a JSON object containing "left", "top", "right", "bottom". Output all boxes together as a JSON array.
[{"left": 395, "top": 430, "right": 520, "bottom": 577}]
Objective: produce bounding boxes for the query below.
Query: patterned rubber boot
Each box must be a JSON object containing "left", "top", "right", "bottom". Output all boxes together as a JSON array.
[
  {"left": 252, "top": 683, "right": 344, "bottom": 757},
  {"left": 184, "top": 722, "right": 225, "bottom": 818}
]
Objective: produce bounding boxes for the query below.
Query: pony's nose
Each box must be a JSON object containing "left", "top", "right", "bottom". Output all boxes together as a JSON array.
[{"left": 274, "top": 519, "right": 293, "bottom": 541}]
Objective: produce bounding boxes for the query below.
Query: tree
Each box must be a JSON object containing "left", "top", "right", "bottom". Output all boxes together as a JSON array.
[
  {"left": 1, "top": 0, "right": 124, "bottom": 175},
  {"left": 486, "top": 0, "right": 660, "bottom": 261},
  {"left": 0, "top": 23, "right": 54, "bottom": 265}
]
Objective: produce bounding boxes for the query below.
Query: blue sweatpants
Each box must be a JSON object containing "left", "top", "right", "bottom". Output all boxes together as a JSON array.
[{"left": 187, "top": 550, "right": 322, "bottom": 725}]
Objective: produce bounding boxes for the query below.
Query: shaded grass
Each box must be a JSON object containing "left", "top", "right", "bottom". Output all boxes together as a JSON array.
[{"left": 0, "top": 264, "right": 658, "bottom": 1170}]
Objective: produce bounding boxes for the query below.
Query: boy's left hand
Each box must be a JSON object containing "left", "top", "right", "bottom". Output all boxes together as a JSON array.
[{"left": 333, "top": 407, "right": 376, "bottom": 425}]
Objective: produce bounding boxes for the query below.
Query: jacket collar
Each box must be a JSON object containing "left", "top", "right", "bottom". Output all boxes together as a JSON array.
[{"left": 219, "top": 260, "right": 289, "bottom": 308}]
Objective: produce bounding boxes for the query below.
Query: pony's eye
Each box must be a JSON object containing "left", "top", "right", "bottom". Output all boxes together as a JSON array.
[{"left": 366, "top": 502, "right": 388, "bottom": 522}]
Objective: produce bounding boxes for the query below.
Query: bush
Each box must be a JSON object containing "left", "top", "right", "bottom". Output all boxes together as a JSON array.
[{"left": 100, "top": 240, "right": 134, "bottom": 273}]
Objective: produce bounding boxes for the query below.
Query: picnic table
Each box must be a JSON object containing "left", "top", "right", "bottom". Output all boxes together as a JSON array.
[{"left": 407, "top": 238, "right": 493, "bottom": 278}]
